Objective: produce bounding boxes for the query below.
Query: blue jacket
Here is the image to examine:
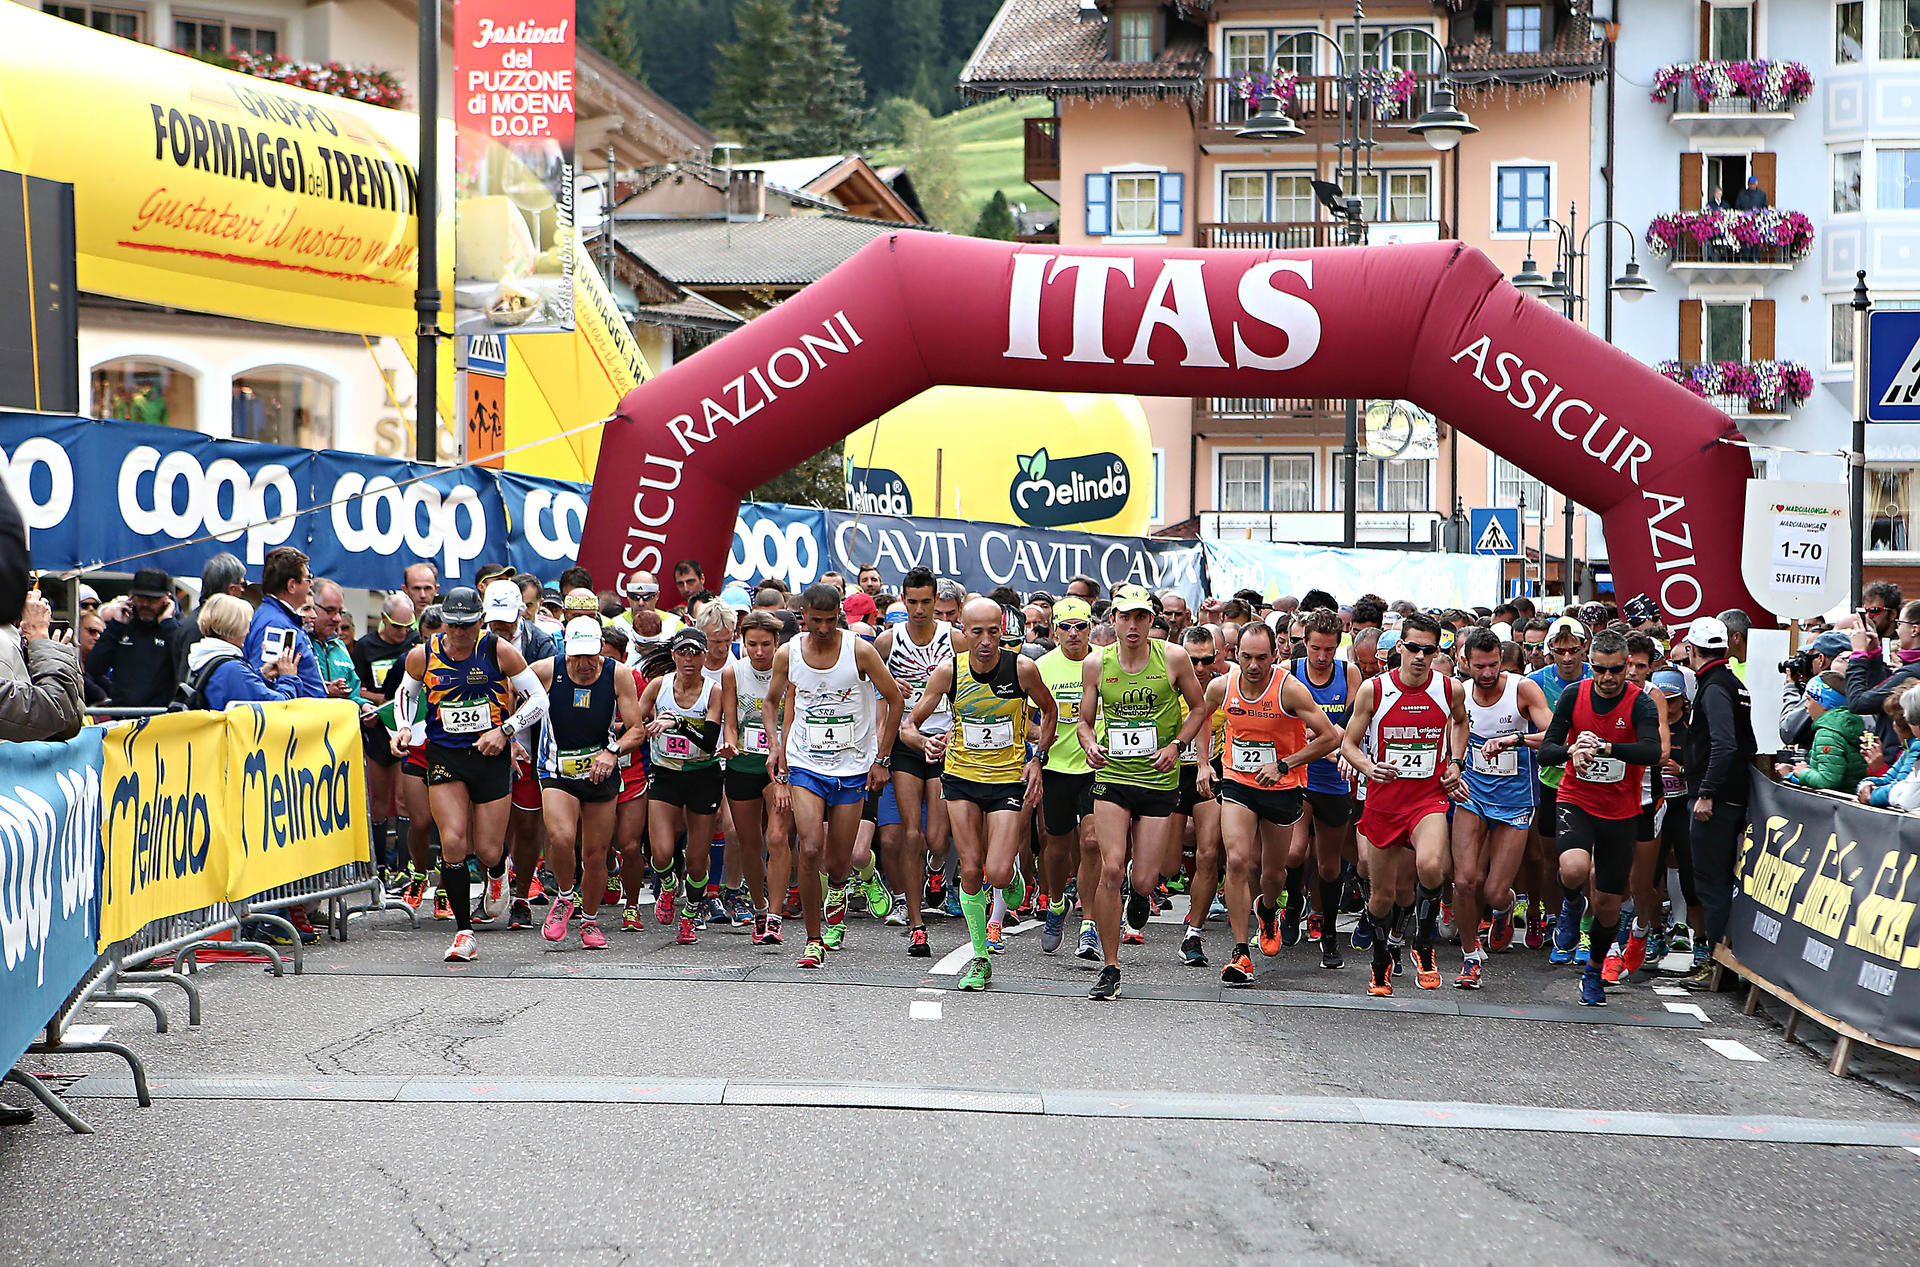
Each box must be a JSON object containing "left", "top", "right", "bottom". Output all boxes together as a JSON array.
[
  {"left": 1866, "top": 737, "right": 1920, "bottom": 807},
  {"left": 186, "top": 638, "right": 299, "bottom": 710},
  {"left": 243, "top": 594, "right": 325, "bottom": 699}
]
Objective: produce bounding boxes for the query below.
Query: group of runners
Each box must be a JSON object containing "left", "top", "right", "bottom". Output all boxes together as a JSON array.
[{"left": 370, "top": 561, "right": 1720, "bottom": 1006}]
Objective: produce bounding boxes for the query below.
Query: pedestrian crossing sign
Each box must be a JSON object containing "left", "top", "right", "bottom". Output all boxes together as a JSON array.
[
  {"left": 1469, "top": 506, "right": 1521, "bottom": 557},
  {"left": 1867, "top": 310, "right": 1920, "bottom": 422}
]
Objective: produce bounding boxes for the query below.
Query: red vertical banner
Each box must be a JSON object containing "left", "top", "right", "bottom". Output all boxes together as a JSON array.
[{"left": 453, "top": 0, "right": 577, "bottom": 336}]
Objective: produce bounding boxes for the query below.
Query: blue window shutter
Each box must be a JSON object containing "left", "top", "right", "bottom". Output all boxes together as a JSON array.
[
  {"left": 1159, "top": 171, "right": 1184, "bottom": 234},
  {"left": 1085, "top": 173, "right": 1110, "bottom": 236}
]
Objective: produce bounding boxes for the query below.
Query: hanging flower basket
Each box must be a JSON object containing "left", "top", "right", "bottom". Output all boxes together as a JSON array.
[
  {"left": 1353, "top": 66, "right": 1418, "bottom": 110},
  {"left": 1645, "top": 208, "right": 1815, "bottom": 262},
  {"left": 225, "top": 51, "right": 408, "bottom": 109},
  {"left": 1650, "top": 59, "right": 1813, "bottom": 111},
  {"left": 1656, "top": 359, "right": 1814, "bottom": 412},
  {"left": 1232, "top": 70, "right": 1298, "bottom": 111}
]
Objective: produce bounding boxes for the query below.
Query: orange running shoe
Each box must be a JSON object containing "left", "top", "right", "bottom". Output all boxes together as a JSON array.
[
  {"left": 1256, "top": 898, "right": 1281, "bottom": 957},
  {"left": 1413, "top": 946, "right": 1441, "bottom": 990},
  {"left": 1221, "top": 951, "right": 1255, "bottom": 986},
  {"left": 1368, "top": 960, "right": 1393, "bottom": 997}
]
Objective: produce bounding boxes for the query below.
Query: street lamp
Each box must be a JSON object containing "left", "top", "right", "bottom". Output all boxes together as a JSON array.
[
  {"left": 1507, "top": 203, "right": 1649, "bottom": 602},
  {"left": 1235, "top": 0, "right": 1476, "bottom": 548}
]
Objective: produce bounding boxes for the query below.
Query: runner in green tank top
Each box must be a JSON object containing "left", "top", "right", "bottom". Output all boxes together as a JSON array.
[
  {"left": 1035, "top": 598, "right": 1097, "bottom": 954},
  {"left": 1077, "top": 585, "right": 1210, "bottom": 1000}
]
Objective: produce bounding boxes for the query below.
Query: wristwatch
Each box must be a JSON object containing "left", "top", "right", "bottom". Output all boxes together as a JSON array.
[
  {"left": 605, "top": 741, "right": 622, "bottom": 756},
  {"left": 500, "top": 719, "right": 518, "bottom": 741},
  {"left": 874, "top": 753, "right": 892, "bottom": 770}
]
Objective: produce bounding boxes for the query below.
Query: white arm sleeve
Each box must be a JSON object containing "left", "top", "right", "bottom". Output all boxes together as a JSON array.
[
  {"left": 504, "top": 667, "right": 549, "bottom": 735},
  {"left": 392, "top": 673, "right": 420, "bottom": 742}
]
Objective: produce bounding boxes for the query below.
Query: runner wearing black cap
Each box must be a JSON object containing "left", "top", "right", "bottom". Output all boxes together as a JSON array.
[{"left": 639, "top": 626, "right": 726, "bottom": 946}]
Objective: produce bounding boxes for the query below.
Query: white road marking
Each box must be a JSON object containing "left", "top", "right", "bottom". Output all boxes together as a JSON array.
[
  {"left": 1701, "top": 1038, "right": 1766, "bottom": 1062},
  {"left": 1653, "top": 986, "right": 1690, "bottom": 996},
  {"left": 909, "top": 1000, "right": 942, "bottom": 1021},
  {"left": 1664, "top": 1001, "right": 1712, "bottom": 1024},
  {"left": 64, "top": 1025, "right": 111, "bottom": 1043},
  {"left": 1906, "top": 1147, "right": 1920, "bottom": 1161},
  {"left": 915, "top": 987, "right": 943, "bottom": 996},
  {"left": 931, "top": 943, "right": 973, "bottom": 975}
]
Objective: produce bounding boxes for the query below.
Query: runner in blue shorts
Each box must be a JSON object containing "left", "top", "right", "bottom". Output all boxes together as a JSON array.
[{"left": 1450, "top": 627, "right": 1554, "bottom": 988}]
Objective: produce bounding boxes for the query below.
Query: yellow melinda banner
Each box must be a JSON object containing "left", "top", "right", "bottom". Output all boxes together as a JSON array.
[
  {"left": 97, "top": 701, "right": 369, "bottom": 948},
  {"left": 0, "top": 4, "right": 648, "bottom": 444},
  {"left": 99, "top": 712, "right": 230, "bottom": 947}
]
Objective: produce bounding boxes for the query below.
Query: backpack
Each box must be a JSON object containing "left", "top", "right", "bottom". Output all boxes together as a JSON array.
[{"left": 171, "top": 647, "right": 240, "bottom": 712}]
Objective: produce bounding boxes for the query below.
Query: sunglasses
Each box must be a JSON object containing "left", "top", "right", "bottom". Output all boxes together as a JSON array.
[
  {"left": 1056, "top": 620, "right": 1090, "bottom": 633},
  {"left": 1862, "top": 606, "right": 1889, "bottom": 616},
  {"left": 1522, "top": 642, "right": 1546, "bottom": 651},
  {"left": 1192, "top": 654, "right": 1217, "bottom": 666},
  {"left": 314, "top": 603, "right": 342, "bottom": 616},
  {"left": 385, "top": 614, "right": 418, "bottom": 629},
  {"left": 1402, "top": 642, "right": 1440, "bottom": 656},
  {"left": 1590, "top": 663, "right": 1627, "bottom": 676},
  {"left": 630, "top": 589, "right": 659, "bottom": 599}
]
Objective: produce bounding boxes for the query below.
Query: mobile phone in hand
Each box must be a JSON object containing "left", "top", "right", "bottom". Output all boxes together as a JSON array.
[
  {"left": 261, "top": 626, "right": 289, "bottom": 664},
  {"left": 49, "top": 619, "right": 70, "bottom": 638}
]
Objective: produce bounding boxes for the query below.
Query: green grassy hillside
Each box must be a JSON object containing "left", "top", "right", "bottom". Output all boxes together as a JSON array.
[{"left": 876, "top": 95, "right": 1053, "bottom": 227}]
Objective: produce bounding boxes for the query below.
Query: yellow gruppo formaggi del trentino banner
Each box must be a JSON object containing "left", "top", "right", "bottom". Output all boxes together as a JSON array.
[
  {"left": 98, "top": 701, "right": 369, "bottom": 948},
  {"left": 0, "top": 4, "right": 648, "bottom": 454},
  {"left": 842, "top": 387, "right": 1155, "bottom": 537}
]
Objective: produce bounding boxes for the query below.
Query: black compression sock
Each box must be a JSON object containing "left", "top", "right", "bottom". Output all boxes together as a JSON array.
[
  {"left": 1592, "top": 918, "right": 1620, "bottom": 967},
  {"left": 1414, "top": 883, "right": 1444, "bottom": 946},
  {"left": 1284, "top": 866, "right": 1305, "bottom": 910},
  {"left": 441, "top": 859, "right": 473, "bottom": 931},
  {"left": 1318, "top": 879, "right": 1343, "bottom": 940}
]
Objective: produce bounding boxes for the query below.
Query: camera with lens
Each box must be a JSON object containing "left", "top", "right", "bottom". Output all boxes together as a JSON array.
[
  {"left": 1622, "top": 593, "right": 1659, "bottom": 626},
  {"left": 1777, "top": 649, "right": 1817, "bottom": 684}
]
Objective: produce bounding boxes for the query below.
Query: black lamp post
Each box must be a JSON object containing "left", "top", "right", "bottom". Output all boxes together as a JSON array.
[
  {"left": 1508, "top": 203, "right": 1652, "bottom": 601},
  {"left": 1237, "top": 0, "right": 1476, "bottom": 550}
]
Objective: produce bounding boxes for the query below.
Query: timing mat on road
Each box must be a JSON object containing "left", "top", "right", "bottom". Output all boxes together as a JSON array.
[
  {"left": 56, "top": 1073, "right": 1920, "bottom": 1148},
  {"left": 301, "top": 959, "right": 1703, "bottom": 1028}
]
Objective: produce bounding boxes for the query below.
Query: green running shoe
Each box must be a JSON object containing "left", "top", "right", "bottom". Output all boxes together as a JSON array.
[
  {"left": 957, "top": 955, "right": 992, "bottom": 991},
  {"left": 1002, "top": 864, "right": 1027, "bottom": 912},
  {"left": 864, "top": 874, "right": 894, "bottom": 921}
]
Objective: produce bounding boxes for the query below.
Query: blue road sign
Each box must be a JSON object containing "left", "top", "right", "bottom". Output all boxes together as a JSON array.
[
  {"left": 1470, "top": 506, "right": 1522, "bottom": 557},
  {"left": 1867, "top": 310, "right": 1920, "bottom": 422},
  {"left": 464, "top": 334, "right": 508, "bottom": 377}
]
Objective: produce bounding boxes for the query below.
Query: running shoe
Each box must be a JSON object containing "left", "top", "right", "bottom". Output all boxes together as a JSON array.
[
  {"left": 751, "top": 913, "right": 771, "bottom": 946},
  {"left": 401, "top": 872, "right": 427, "bottom": 912},
  {"left": 701, "top": 895, "right": 731, "bottom": 927},
  {"left": 286, "top": 906, "right": 321, "bottom": 945},
  {"left": 621, "top": 905, "right": 642, "bottom": 932},
  {"left": 1437, "top": 900, "right": 1457, "bottom": 945},
  {"left": 1454, "top": 949, "right": 1485, "bottom": 990},
  {"left": 579, "top": 918, "right": 608, "bottom": 950},
  {"left": 1121, "top": 927, "right": 1144, "bottom": 946},
  {"left": 1580, "top": 965, "right": 1608, "bottom": 1006},
  {"left": 1367, "top": 959, "right": 1393, "bottom": 997},
  {"left": 1549, "top": 896, "right": 1584, "bottom": 964},
  {"left": 730, "top": 888, "right": 756, "bottom": 926},
  {"left": 1257, "top": 899, "right": 1281, "bottom": 957},
  {"left": 1307, "top": 911, "right": 1323, "bottom": 944},
  {"left": 1667, "top": 922, "right": 1694, "bottom": 955},
  {"left": 433, "top": 888, "right": 452, "bottom": 921},
  {"left": 1075, "top": 921, "right": 1101, "bottom": 961},
  {"left": 444, "top": 929, "right": 476, "bottom": 962},
  {"left": 1350, "top": 918, "right": 1373, "bottom": 951},
  {"left": 798, "top": 939, "right": 827, "bottom": 969},
  {"left": 1489, "top": 907, "right": 1515, "bottom": 952},
  {"left": 1412, "top": 946, "right": 1441, "bottom": 990},
  {"left": 958, "top": 956, "right": 992, "bottom": 990},
  {"left": 908, "top": 926, "right": 930, "bottom": 957},
  {"left": 1678, "top": 959, "right": 1716, "bottom": 991},
  {"left": 486, "top": 873, "right": 510, "bottom": 920},
  {"left": 1390, "top": 942, "right": 1406, "bottom": 977},
  {"left": 784, "top": 887, "right": 803, "bottom": 919},
  {"left": 1088, "top": 965, "right": 1121, "bottom": 1000},
  {"left": 864, "top": 874, "right": 894, "bottom": 921},
  {"left": 1523, "top": 905, "right": 1545, "bottom": 951},
  {"left": 925, "top": 871, "right": 945, "bottom": 910},
  {"left": 1165, "top": 874, "right": 1189, "bottom": 895},
  {"left": 1041, "top": 906, "right": 1065, "bottom": 953},
  {"left": 654, "top": 883, "right": 677, "bottom": 926},
  {"left": 1063, "top": 879, "right": 1078, "bottom": 909},
  {"left": 823, "top": 889, "right": 848, "bottom": 950},
  {"left": 1601, "top": 943, "right": 1628, "bottom": 984},
  {"left": 527, "top": 874, "right": 548, "bottom": 905},
  {"left": 246, "top": 920, "right": 296, "bottom": 947},
  {"left": 1181, "top": 928, "right": 1207, "bottom": 967},
  {"left": 1574, "top": 912, "right": 1593, "bottom": 965},
  {"left": 541, "top": 894, "right": 575, "bottom": 943},
  {"left": 1280, "top": 897, "right": 1303, "bottom": 948},
  {"left": 942, "top": 887, "right": 961, "bottom": 919},
  {"left": 1221, "top": 950, "right": 1255, "bottom": 986},
  {"left": 1124, "top": 886, "right": 1149, "bottom": 932},
  {"left": 766, "top": 915, "right": 784, "bottom": 946},
  {"left": 1320, "top": 938, "right": 1344, "bottom": 970},
  {"left": 603, "top": 881, "right": 623, "bottom": 908},
  {"left": 1574, "top": 939, "right": 1591, "bottom": 967},
  {"left": 1208, "top": 894, "right": 1228, "bottom": 922},
  {"left": 1642, "top": 929, "right": 1666, "bottom": 966},
  {"left": 885, "top": 898, "right": 908, "bottom": 928},
  {"left": 508, "top": 897, "right": 534, "bottom": 931},
  {"left": 676, "top": 913, "right": 698, "bottom": 945},
  {"left": 986, "top": 920, "right": 1005, "bottom": 954}
]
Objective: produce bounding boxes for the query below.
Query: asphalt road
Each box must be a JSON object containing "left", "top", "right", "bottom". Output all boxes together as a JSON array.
[{"left": 5, "top": 897, "right": 1919, "bottom": 1267}]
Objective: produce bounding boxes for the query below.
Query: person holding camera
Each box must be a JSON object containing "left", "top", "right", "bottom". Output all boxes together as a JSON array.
[
  {"left": 1779, "top": 631, "right": 1853, "bottom": 748},
  {"left": 1846, "top": 598, "right": 1920, "bottom": 750}
]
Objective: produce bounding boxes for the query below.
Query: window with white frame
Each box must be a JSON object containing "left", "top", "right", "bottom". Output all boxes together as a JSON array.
[
  {"left": 1504, "top": 5, "right": 1543, "bottom": 53},
  {"left": 1837, "top": 1, "right": 1864, "bottom": 61},
  {"left": 1708, "top": 3, "right": 1753, "bottom": 59},
  {"left": 1495, "top": 164, "right": 1551, "bottom": 233},
  {"left": 1222, "top": 26, "right": 1315, "bottom": 76},
  {"left": 1877, "top": 148, "right": 1920, "bottom": 208},
  {"left": 1086, "top": 169, "right": 1183, "bottom": 237},
  {"left": 1220, "top": 171, "right": 1316, "bottom": 223},
  {"left": 1116, "top": 10, "right": 1154, "bottom": 62},
  {"left": 1219, "top": 453, "right": 1313, "bottom": 512},
  {"left": 1834, "top": 151, "right": 1863, "bottom": 213},
  {"left": 174, "top": 14, "right": 279, "bottom": 53},
  {"left": 1832, "top": 296, "right": 1920, "bottom": 366},
  {"left": 1334, "top": 459, "right": 1432, "bottom": 512},
  {"left": 1882, "top": 0, "right": 1920, "bottom": 58},
  {"left": 1357, "top": 170, "right": 1432, "bottom": 222},
  {"left": 42, "top": 2, "right": 142, "bottom": 39},
  {"left": 1224, "top": 173, "right": 1267, "bottom": 223},
  {"left": 1340, "top": 26, "right": 1437, "bottom": 73},
  {"left": 1494, "top": 456, "right": 1548, "bottom": 519}
]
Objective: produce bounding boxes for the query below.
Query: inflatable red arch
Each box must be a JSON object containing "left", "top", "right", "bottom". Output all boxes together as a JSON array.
[{"left": 579, "top": 235, "right": 1757, "bottom": 623}]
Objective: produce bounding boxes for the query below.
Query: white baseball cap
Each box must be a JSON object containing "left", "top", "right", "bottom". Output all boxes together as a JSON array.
[
  {"left": 563, "top": 615, "right": 603, "bottom": 655},
  {"left": 483, "top": 579, "right": 523, "bottom": 623},
  {"left": 1491, "top": 621, "right": 1513, "bottom": 640},
  {"left": 1684, "top": 615, "right": 1730, "bottom": 651}
]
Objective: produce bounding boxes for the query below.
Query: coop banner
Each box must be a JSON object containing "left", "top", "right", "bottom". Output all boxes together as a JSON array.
[
  {"left": 0, "top": 729, "right": 104, "bottom": 1077},
  {"left": 454, "top": 0, "right": 576, "bottom": 336},
  {"left": 1729, "top": 779, "right": 1920, "bottom": 1049}
]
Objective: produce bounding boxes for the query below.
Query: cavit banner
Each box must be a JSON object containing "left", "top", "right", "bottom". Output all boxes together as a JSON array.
[
  {"left": 1729, "top": 779, "right": 1920, "bottom": 1048},
  {"left": 0, "top": 729, "right": 103, "bottom": 1077},
  {"left": 454, "top": 0, "right": 576, "bottom": 336}
]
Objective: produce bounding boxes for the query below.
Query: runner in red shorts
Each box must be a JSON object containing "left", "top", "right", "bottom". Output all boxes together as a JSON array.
[{"left": 1340, "top": 611, "right": 1468, "bottom": 996}]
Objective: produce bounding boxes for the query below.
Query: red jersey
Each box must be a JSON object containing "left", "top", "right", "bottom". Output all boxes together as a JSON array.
[
  {"left": 1557, "top": 680, "right": 1646, "bottom": 821},
  {"left": 1362, "top": 670, "right": 1454, "bottom": 817}
]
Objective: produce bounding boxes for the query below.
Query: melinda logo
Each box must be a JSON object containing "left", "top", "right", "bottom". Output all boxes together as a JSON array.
[
  {"left": 845, "top": 460, "right": 912, "bottom": 517},
  {"left": 1010, "top": 449, "right": 1129, "bottom": 528}
]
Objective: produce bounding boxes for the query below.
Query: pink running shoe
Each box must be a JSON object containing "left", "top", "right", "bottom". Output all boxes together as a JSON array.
[
  {"left": 676, "top": 914, "right": 698, "bottom": 945},
  {"left": 541, "top": 894, "right": 575, "bottom": 942},
  {"left": 654, "top": 883, "right": 676, "bottom": 926},
  {"left": 579, "top": 918, "right": 608, "bottom": 950}
]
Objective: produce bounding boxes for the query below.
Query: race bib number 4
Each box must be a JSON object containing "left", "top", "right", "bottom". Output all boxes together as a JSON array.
[
  {"left": 1230, "top": 738, "right": 1275, "bottom": 773},
  {"left": 1382, "top": 742, "right": 1437, "bottom": 780},
  {"left": 806, "top": 711, "right": 855, "bottom": 752},
  {"left": 1472, "top": 743, "right": 1518, "bottom": 778},
  {"left": 962, "top": 717, "right": 1016, "bottom": 751},
  {"left": 442, "top": 700, "right": 492, "bottom": 735},
  {"left": 1584, "top": 755, "right": 1627, "bottom": 784},
  {"left": 1108, "top": 723, "right": 1158, "bottom": 756}
]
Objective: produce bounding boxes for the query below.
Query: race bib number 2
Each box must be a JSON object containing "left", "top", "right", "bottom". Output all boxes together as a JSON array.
[{"left": 962, "top": 718, "right": 1015, "bottom": 751}]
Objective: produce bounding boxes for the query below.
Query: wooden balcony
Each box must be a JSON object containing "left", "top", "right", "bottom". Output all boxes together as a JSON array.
[
  {"left": 1196, "top": 395, "right": 1345, "bottom": 437},
  {"left": 1198, "top": 220, "right": 1451, "bottom": 250},
  {"left": 1023, "top": 117, "right": 1059, "bottom": 187},
  {"left": 1198, "top": 73, "right": 1437, "bottom": 148}
]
